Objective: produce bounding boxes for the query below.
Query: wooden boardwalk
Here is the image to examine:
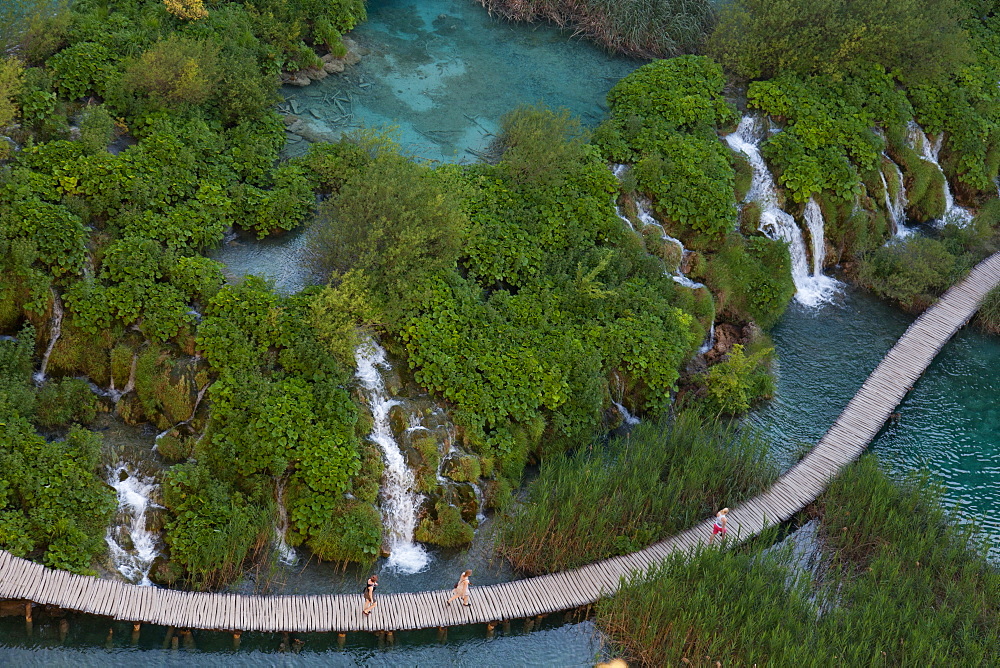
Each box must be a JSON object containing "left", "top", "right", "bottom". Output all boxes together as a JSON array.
[{"left": 2, "top": 252, "right": 999, "bottom": 634}]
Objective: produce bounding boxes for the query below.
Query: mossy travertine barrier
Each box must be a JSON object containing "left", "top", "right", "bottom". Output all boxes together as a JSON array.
[{"left": 2, "top": 252, "right": 999, "bottom": 634}]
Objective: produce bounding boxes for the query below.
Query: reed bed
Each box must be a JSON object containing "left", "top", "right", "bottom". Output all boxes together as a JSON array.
[
  {"left": 495, "top": 412, "right": 777, "bottom": 574},
  {"left": 476, "top": 0, "right": 717, "bottom": 58},
  {"left": 597, "top": 456, "right": 1000, "bottom": 666}
]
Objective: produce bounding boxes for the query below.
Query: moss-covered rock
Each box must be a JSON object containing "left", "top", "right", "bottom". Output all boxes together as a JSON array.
[{"left": 414, "top": 501, "right": 474, "bottom": 548}]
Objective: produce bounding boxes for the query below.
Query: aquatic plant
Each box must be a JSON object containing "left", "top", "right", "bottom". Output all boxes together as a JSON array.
[
  {"left": 477, "top": 0, "right": 717, "bottom": 58},
  {"left": 597, "top": 456, "right": 1000, "bottom": 665},
  {"left": 495, "top": 412, "right": 776, "bottom": 574}
]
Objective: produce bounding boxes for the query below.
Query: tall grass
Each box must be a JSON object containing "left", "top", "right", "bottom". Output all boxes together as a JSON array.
[
  {"left": 494, "top": 412, "right": 777, "bottom": 574},
  {"left": 597, "top": 455, "right": 1000, "bottom": 665},
  {"left": 476, "top": 0, "right": 718, "bottom": 58}
]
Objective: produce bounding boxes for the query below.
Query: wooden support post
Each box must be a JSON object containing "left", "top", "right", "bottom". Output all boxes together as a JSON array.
[
  {"left": 437, "top": 626, "right": 447, "bottom": 643},
  {"left": 163, "top": 626, "right": 175, "bottom": 650},
  {"left": 105, "top": 627, "right": 114, "bottom": 650},
  {"left": 58, "top": 618, "right": 69, "bottom": 643},
  {"left": 486, "top": 621, "right": 495, "bottom": 639},
  {"left": 385, "top": 630, "right": 395, "bottom": 645},
  {"left": 131, "top": 623, "right": 141, "bottom": 646},
  {"left": 24, "top": 602, "right": 32, "bottom": 637},
  {"left": 337, "top": 632, "right": 346, "bottom": 648},
  {"left": 523, "top": 617, "right": 534, "bottom": 633},
  {"left": 233, "top": 631, "right": 241, "bottom": 651},
  {"left": 564, "top": 610, "right": 574, "bottom": 623},
  {"left": 280, "top": 631, "right": 290, "bottom": 652},
  {"left": 181, "top": 629, "right": 195, "bottom": 650},
  {"left": 502, "top": 619, "right": 510, "bottom": 635},
  {"left": 171, "top": 635, "right": 179, "bottom": 651}
]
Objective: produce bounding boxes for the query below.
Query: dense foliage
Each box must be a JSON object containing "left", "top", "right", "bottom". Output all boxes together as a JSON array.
[
  {"left": 597, "top": 456, "right": 1000, "bottom": 665},
  {"left": 595, "top": 57, "right": 738, "bottom": 244},
  {"left": 312, "top": 107, "right": 707, "bottom": 491},
  {"left": 0, "top": 331, "right": 114, "bottom": 574},
  {"left": 495, "top": 412, "right": 776, "bottom": 573}
]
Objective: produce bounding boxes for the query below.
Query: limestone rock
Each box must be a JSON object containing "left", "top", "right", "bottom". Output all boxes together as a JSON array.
[{"left": 302, "top": 66, "right": 328, "bottom": 81}]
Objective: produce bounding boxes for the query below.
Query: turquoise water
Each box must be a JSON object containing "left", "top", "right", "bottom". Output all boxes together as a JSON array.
[
  {"left": 750, "top": 285, "right": 1000, "bottom": 557},
  {"left": 280, "top": 0, "right": 642, "bottom": 163}
]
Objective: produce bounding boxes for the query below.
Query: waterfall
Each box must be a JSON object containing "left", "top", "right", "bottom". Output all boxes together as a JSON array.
[
  {"left": 803, "top": 198, "right": 827, "bottom": 276},
  {"left": 273, "top": 477, "right": 299, "bottom": 566},
  {"left": 34, "top": 289, "right": 63, "bottom": 384},
  {"left": 610, "top": 164, "right": 707, "bottom": 290},
  {"left": 355, "top": 339, "right": 430, "bottom": 574},
  {"left": 880, "top": 156, "right": 912, "bottom": 237},
  {"left": 105, "top": 464, "right": 161, "bottom": 586},
  {"left": 725, "top": 116, "right": 838, "bottom": 307},
  {"left": 906, "top": 121, "right": 973, "bottom": 227},
  {"left": 698, "top": 321, "right": 716, "bottom": 355},
  {"left": 612, "top": 401, "right": 640, "bottom": 426}
]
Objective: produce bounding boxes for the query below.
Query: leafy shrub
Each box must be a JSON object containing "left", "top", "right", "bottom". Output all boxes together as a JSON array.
[
  {"left": 34, "top": 378, "right": 98, "bottom": 428},
  {"left": 123, "top": 36, "right": 219, "bottom": 110},
  {"left": 856, "top": 237, "right": 957, "bottom": 308},
  {"left": 47, "top": 42, "right": 114, "bottom": 100},
  {"left": 699, "top": 234, "right": 795, "bottom": 328},
  {"left": 700, "top": 343, "right": 774, "bottom": 416},
  {"left": 415, "top": 501, "right": 475, "bottom": 548},
  {"left": 77, "top": 105, "right": 115, "bottom": 154}
]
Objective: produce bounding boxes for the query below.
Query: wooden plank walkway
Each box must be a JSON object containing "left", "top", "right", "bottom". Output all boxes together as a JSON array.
[{"left": 2, "top": 252, "right": 999, "bottom": 633}]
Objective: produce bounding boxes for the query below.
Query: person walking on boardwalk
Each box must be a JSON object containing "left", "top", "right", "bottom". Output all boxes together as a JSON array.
[
  {"left": 362, "top": 574, "right": 378, "bottom": 615},
  {"left": 446, "top": 569, "right": 472, "bottom": 607},
  {"left": 709, "top": 507, "right": 729, "bottom": 545}
]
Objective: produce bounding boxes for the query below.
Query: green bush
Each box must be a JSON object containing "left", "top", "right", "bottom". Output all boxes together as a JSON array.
[
  {"left": 699, "top": 234, "right": 795, "bottom": 328},
  {"left": 855, "top": 236, "right": 958, "bottom": 308},
  {"left": 700, "top": 343, "right": 774, "bottom": 416},
  {"left": 34, "top": 378, "right": 98, "bottom": 428},
  {"left": 415, "top": 501, "right": 475, "bottom": 548}
]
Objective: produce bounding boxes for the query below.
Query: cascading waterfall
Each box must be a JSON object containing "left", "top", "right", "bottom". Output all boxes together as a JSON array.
[
  {"left": 803, "top": 198, "right": 827, "bottom": 276},
  {"left": 355, "top": 339, "right": 430, "bottom": 573},
  {"left": 105, "top": 464, "right": 161, "bottom": 586},
  {"left": 698, "top": 321, "right": 716, "bottom": 356},
  {"left": 273, "top": 477, "right": 299, "bottom": 566},
  {"left": 907, "top": 121, "right": 973, "bottom": 227},
  {"left": 34, "top": 289, "right": 63, "bottom": 384},
  {"left": 725, "top": 116, "right": 838, "bottom": 306},
  {"left": 610, "top": 164, "right": 707, "bottom": 290},
  {"left": 880, "top": 156, "right": 912, "bottom": 237}
]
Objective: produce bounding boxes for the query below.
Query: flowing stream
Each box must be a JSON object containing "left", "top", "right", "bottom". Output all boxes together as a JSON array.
[
  {"left": 907, "top": 121, "right": 974, "bottom": 227},
  {"left": 33, "top": 289, "right": 63, "bottom": 384},
  {"left": 725, "top": 116, "right": 839, "bottom": 306},
  {"left": 105, "top": 463, "right": 162, "bottom": 586},
  {"left": 355, "top": 339, "right": 430, "bottom": 574}
]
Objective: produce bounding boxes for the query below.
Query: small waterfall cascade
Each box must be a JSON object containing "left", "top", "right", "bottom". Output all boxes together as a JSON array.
[
  {"left": 725, "top": 116, "right": 838, "bottom": 306},
  {"left": 273, "top": 478, "right": 299, "bottom": 566},
  {"left": 34, "top": 289, "right": 63, "bottom": 384},
  {"left": 609, "top": 371, "right": 641, "bottom": 426},
  {"left": 803, "top": 198, "right": 827, "bottom": 276},
  {"left": 880, "top": 155, "right": 912, "bottom": 236},
  {"left": 105, "top": 463, "right": 162, "bottom": 586},
  {"left": 907, "top": 121, "right": 974, "bottom": 227},
  {"left": 610, "top": 163, "right": 706, "bottom": 290},
  {"left": 355, "top": 339, "right": 430, "bottom": 574},
  {"left": 698, "top": 321, "right": 716, "bottom": 356}
]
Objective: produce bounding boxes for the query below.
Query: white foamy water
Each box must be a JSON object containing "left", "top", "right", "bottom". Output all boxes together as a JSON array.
[
  {"left": 907, "top": 121, "right": 974, "bottom": 228},
  {"left": 725, "top": 116, "right": 838, "bottom": 307},
  {"left": 33, "top": 290, "right": 63, "bottom": 384},
  {"left": 273, "top": 477, "right": 299, "bottom": 566},
  {"left": 355, "top": 340, "right": 430, "bottom": 574},
  {"left": 880, "top": 155, "right": 914, "bottom": 237},
  {"left": 105, "top": 464, "right": 161, "bottom": 586}
]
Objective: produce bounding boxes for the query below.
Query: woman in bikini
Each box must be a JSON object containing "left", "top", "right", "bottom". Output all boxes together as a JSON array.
[
  {"left": 709, "top": 507, "right": 729, "bottom": 545},
  {"left": 362, "top": 574, "right": 378, "bottom": 615},
  {"left": 446, "top": 569, "right": 472, "bottom": 607}
]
